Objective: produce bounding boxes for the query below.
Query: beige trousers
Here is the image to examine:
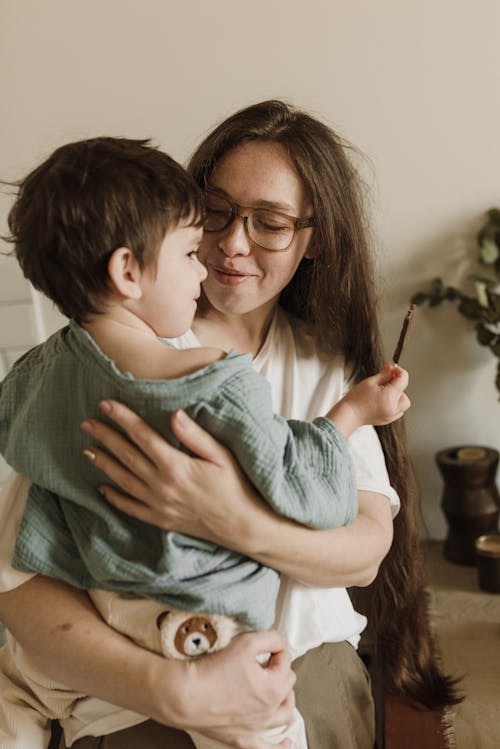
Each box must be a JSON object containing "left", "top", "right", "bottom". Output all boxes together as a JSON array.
[
  {"left": 65, "top": 642, "right": 375, "bottom": 749},
  {"left": 0, "top": 591, "right": 309, "bottom": 749}
]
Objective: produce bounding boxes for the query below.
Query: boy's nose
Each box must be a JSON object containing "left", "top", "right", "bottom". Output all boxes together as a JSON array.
[{"left": 197, "top": 258, "right": 208, "bottom": 281}]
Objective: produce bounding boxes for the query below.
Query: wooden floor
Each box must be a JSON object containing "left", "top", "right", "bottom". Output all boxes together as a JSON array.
[
  {"left": 384, "top": 695, "right": 449, "bottom": 749},
  {"left": 362, "top": 648, "right": 451, "bottom": 749}
]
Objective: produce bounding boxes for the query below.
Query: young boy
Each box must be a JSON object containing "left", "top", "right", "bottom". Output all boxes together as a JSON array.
[{"left": 0, "top": 137, "right": 409, "bottom": 749}]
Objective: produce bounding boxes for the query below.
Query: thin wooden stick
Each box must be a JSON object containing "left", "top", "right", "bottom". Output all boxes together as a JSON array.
[{"left": 392, "top": 305, "right": 416, "bottom": 364}]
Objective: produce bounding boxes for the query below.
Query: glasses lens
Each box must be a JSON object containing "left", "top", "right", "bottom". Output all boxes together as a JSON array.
[
  {"left": 204, "top": 192, "right": 296, "bottom": 250},
  {"left": 205, "top": 193, "right": 233, "bottom": 232},
  {"left": 248, "top": 210, "right": 294, "bottom": 251}
]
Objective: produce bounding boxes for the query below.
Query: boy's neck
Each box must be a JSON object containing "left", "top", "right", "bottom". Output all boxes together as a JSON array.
[
  {"left": 79, "top": 306, "right": 226, "bottom": 382},
  {"left": 194, "top": 299, "right": 277, "bottom": 357},
  {"left": 81, "top": 306, "right": 157, "bottom": 342}
]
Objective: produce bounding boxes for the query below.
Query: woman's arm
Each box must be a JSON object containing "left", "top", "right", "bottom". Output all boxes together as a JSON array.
[
  {"left": 230, "top": 490, "right": 393, "bottom": 587},
  {"left": 0, "top": 576, "right": 295, "bottom": 747},
  {"left": 81, "top": 402, "right": 393, "bottom": 587}
]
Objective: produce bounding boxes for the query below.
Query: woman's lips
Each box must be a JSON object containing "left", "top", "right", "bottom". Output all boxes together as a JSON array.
[{"left": 210, "top": 266, "right": 255, "bottom": 286}]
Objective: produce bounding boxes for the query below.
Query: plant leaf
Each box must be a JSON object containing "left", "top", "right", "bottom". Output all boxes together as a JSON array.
[
  {"left": 458, "top": 296, "right": 483, "bottom": 320},
  {"left": 411, "top": 292, "right": 430, "bottom": 305},
  {"left": 486, "top": 208, "right": 500, "bottom": 226},
  {"left": 475, "top": 281, "right": 490, "bottom": 308},
  {"left": 476, "top": 324, "right": 495, "bottom": 346},
  {"left": 479, "top": 236, "right": 499, "bottom": 264},
  {"left": 444, "top": 286, "right": 462, "bottom": 301}
]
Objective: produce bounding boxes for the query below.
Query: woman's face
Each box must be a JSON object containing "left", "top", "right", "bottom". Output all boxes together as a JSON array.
[{"left": 198, "top": 141, "right": 314, "bottom": 319}]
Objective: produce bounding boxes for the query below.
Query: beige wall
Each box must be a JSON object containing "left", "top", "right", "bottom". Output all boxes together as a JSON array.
[{"left": 1, "top": 0, "right": 499, "bottom": 536}]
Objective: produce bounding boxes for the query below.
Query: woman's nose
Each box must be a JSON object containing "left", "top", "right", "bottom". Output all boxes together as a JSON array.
[{"left": 217, "top": 216, "right": 252, "bottom": 257}]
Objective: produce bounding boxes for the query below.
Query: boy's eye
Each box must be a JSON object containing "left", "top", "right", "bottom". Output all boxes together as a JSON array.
[{"left": 188, "top": 249, "right": 199, "bottom": 259}]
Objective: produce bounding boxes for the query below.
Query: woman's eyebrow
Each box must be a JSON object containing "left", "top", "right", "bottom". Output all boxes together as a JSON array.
[
  {"left": 208, "top": 185, "right": 296, "bottom": 214},
  {"left": 252, "top": 199, "right": 297, "bottom": 213}
]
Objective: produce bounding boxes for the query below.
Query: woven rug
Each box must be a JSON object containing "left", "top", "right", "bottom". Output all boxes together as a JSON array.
[{"left": 424, "top": 541, "right": 500, "bottom": 749}]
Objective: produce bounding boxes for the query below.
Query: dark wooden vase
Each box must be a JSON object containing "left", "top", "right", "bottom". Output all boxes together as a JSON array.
[{"left": 436, "top": 445, "right": 500, "bottom": 565}]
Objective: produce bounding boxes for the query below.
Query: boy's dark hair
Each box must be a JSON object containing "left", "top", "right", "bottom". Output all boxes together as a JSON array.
[{"left": 5, "top": 137, "right": 205, "bottom": 322}]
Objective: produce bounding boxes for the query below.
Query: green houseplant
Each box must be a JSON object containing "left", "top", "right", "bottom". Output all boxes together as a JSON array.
[{"left": 412, "top": 208, "right": 500, "bottom": 397}]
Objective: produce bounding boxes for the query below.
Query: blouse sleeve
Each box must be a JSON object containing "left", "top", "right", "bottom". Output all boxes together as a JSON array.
[{"left": 348, "top": 425, "right": 401, "bottom": 517}]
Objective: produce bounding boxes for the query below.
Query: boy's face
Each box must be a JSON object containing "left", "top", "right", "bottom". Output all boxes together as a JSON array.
[{"left": 139, "top": 221, "right": 206, "bottom": 338}]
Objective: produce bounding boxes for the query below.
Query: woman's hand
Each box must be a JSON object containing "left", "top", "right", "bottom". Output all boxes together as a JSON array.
[
  {"left": 181, "top": 630, "right": 296, "bottom": 748},
  {"left": 0, "top": 577, "right": 295, "bottom": 749},
  {"left": 81, "top": 401, "right": 264, "bottom": 547},
  {"left": 81, "top": 401, "right": 393, "bottom": 588}
]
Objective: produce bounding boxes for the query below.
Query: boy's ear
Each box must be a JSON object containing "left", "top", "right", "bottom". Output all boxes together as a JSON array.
[{"left": 107, "top": 247, "right": 143, "bottom": 300}]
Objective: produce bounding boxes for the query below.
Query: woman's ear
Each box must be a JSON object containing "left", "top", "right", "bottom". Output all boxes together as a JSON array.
[
  {"left": 303, "top": 238, "right": 315, "bottom": 260},
  {"left": 107, "top": 247, "right": 143, "bottom": 300}
]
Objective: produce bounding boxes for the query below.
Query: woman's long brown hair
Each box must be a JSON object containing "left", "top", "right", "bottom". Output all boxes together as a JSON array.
[{"left": 187, "top": 99, "right": 462, "bottom": 709}]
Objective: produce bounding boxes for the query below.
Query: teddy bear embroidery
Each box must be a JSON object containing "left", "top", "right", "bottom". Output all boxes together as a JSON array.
[{"left": 156, "top": 609, "right": 246, "bottom": 659}]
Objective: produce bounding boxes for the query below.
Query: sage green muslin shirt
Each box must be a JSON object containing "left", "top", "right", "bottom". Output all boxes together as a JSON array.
[{"left": 0, "top": 322, "right": 356, "bottom": 629}]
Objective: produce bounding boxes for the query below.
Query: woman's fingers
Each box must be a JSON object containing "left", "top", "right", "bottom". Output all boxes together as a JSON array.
[
  {"left": 79, "top": 402, "right": 269, "bottom": 546},
  {"left": 82, "top": 441, "right": 151, "bottom": 500},
  {"left": 81, "top": 410, "right": 156, "bottom": 468},
  {"left": 171, "top": 409, "right": 233, "bottom": 465},
  {"left": 96, "top": 483, "right": 159, "bottom": 525},
  {"left": 94, "top": 401, "right": 230, "bottom": 470},
  {"left": 95, "top": 400, "right": 182, "bottom": 469},
  {"left": 80, "top": 402, "right": 235, "bottom": 535},
  {"left": 81, "top": 417, "right": 157, "bottom": 497}
]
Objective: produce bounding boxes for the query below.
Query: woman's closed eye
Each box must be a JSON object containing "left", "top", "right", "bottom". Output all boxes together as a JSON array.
[{"left": 253, "top": 211, "right": 291, "bottom": 232}]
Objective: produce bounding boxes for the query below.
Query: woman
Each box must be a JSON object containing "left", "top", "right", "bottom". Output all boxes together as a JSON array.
[{"left": 0, "top": 100, "right": 459, "bottom": 749}]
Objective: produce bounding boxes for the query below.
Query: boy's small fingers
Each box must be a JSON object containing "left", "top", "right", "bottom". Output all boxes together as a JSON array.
[
  {"left": 375, "top": 365, "right": 396, "bottom": 385},
  {"left": 391, "top": 367, "right": 409, "bottom": 390},
  {"left": 401, "top": 394, "right": 411, "bottom": 411}
]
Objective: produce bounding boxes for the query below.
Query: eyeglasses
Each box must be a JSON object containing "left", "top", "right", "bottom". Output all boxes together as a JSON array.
[{"left": 204, "top": 190, "right": 314, "bottom": 252}]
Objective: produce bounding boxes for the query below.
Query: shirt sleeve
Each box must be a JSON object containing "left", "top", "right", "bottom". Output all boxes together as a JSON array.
[
  {"left": 348, "top": 425, "right": 401, "bottom": 517},
  {"left": 190, "top": 368, "right": 358, "bottom": 530},
  {"left": 0, "top": 471, "right": 36, "bottom": 591}
]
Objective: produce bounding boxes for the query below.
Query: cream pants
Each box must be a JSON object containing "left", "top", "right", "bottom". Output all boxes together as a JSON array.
[{"left": 0, "top": 590, "right": 307, "bottom": 749}]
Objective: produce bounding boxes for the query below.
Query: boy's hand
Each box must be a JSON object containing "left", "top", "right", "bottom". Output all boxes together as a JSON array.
[{"left": 326, "top": 364, "right": 410, "bottom": 437}]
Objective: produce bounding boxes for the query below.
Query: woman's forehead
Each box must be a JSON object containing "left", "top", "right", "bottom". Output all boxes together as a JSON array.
[{"left": 210, "top": 141, "right": 310, "bottom": 213}]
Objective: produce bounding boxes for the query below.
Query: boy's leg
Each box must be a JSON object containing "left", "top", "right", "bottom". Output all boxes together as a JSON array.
[
  {"left": 66, "top": 716, "right": 309, "bottom": 749},
  {"left": 63, "top": 721, "right": 196, "bottom": 748},
  {"left": 188, "top": 704, "right": 307, "bottom": 749},
  {"left": 292, "top": 641, "right": 375, "bottom": 749},
  {"left": 0, "top": 644, "right": 56, "bottom": 749},
  {"left": 67, "top": 642, "right": 373, "bottom": 749}
]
